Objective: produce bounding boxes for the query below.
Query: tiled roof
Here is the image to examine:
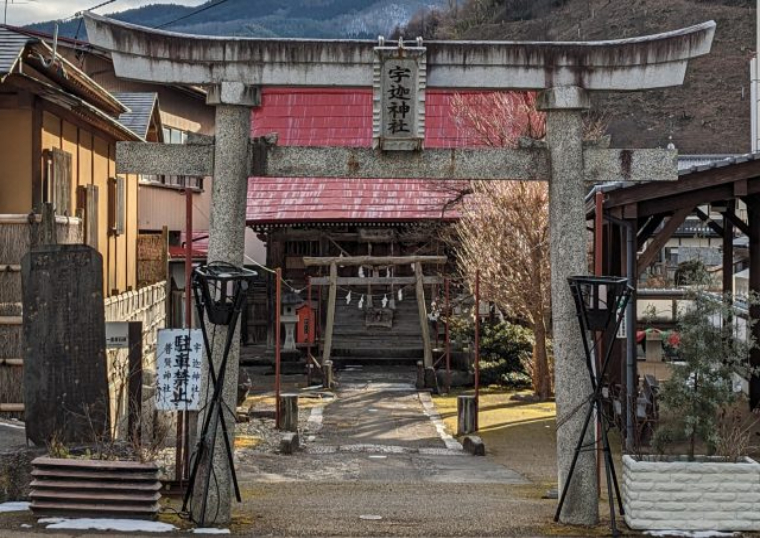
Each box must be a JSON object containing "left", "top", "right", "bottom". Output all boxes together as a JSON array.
[
  {"left": 247, "top": 177, "right": 462, "bottom": 225},
  {"left": 247, "top": 88, "right": 505, "bottom": 225},
  {"left": 0, "top": 26, "right": 33, "bottom": 78},
  {"left": 114, "top": 92, "right": 158, "bottom": 140}
]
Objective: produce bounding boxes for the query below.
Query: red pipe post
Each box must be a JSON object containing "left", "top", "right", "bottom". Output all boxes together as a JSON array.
[
  {"left": 474, "top": 269, "right": 480, "bottom": 431},
  {"left": 594, "top": 191, "right": 604, "bottom": 494},
  {"left": 275, "top": 268, "right": 282, "bottom": 429},
  {"left": 445, "top": 277, "right": 451, "bottom": 392}
]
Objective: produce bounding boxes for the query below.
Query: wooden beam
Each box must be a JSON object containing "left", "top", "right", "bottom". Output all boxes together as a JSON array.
[
  {"left": 0, "top": 404, "right": 24, "bottom": 412},
  {"left": 723, "top": 203, "right": 734, "bottom": 295},
  {"left": 747, "top": 195, "right": 760, "bottom": 408},
  {"left": 723, "top": 208, "right": 751, "bottom": 237},
  {"left": 605, "top": 158, "right": 760, "bottom": 209},
  {"left": 637, "top": 206, "right": 692, "bottom": 277},
  {"left": 637, "top": 184, "right": 734, "bottom": 218},
  {"left": 0, "top": 317, "right": 22, "bottom": 326},
  {"left": 414, "top": 262, "right": 433, "bottom": 369},
  {"left": 735, "top": 179, "right": 748, "bottom": 197},
  {"left": 693, "top": 207, "right": 724, "bottom": 236},
  {"left": 303, "top": 255, "right": 447, "bottom": 267},
  {"left": 322, "top": 262, "right": 338, "bottom": 364},
  {"left": 310, "top": 276, "right": 442, "bottom": 286},
  {"left": 0, "top": 358, "right": 23, "bottom": 366},
  {"left": 0, "top": 265, "right": 21, "bottom": 272},
  {"left": 636, "top": 215, "right": 665, "bottom": 244}
]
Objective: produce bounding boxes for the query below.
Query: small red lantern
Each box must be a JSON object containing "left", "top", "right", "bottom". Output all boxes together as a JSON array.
[{"left": 296, "top": 304, "right": 315, "bottom": 344}]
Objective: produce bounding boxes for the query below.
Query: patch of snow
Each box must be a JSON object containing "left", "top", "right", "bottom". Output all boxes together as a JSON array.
[
  {"left": 193, "top": 528, "right": 231, "bottom": 534},
  {"left": 42, "top": 518, "right": 177, "bottom": 533},
  {"left": 359, "top": 514, "right": 383, "bottom": 520},
  {"left": 20, "top": 524, "right": 31, "bottom": 528},
  {"left": 418, "top": 392, "right": 463, "bottom": 451},
  {"left": 0, "top": 420, "right": 25, "bottom": 430},
  {"left": 0, "top": 502, "right": 30, "bottom": 513},
  {"left": 644, "top": 530, "right": 739, "bottom": 538}
]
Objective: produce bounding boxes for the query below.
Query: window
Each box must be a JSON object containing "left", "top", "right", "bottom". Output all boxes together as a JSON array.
[
  {"left": 141, "top": 127, "right": 203, "bottom": 191},
  {"left": 140, "top": 174, "right": 204, "bottom": 191},
  {"left": 162, "top": 127, "right": 188, "bottom": 145},
  {"left": 43, "top": 148, "right": 73, "bottom": 216},
  {"left": 76, "top": 184, "right": 99, "bottom": 249},
  {"left": 108, "top": 177, "right": 125, "bottom": 236}
]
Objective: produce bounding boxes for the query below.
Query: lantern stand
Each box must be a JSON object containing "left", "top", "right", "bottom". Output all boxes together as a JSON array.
[
  {"left": 182, "top": 262, "right": 257, "bottom": 526},
  {"left": 554, "top": 275, "right": 633, "bottom": 538}
]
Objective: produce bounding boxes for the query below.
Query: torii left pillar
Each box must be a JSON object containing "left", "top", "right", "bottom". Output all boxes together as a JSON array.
[{"left": 191, "top": 82, "right": 258, "bottom": 526}]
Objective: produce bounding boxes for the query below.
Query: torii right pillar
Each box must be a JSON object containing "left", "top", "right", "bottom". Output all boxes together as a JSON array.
[{"left": 539, "top": 86, "right": 596, "bottom": 524}]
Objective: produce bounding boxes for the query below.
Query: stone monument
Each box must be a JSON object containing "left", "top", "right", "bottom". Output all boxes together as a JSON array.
[{"left": 22, "top": 245, "right": 109, "bottom": 445}]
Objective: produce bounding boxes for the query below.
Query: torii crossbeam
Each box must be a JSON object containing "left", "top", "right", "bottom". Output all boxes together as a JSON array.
[{"left": 83, "top": 12, "right": 715, "bottom": 527}]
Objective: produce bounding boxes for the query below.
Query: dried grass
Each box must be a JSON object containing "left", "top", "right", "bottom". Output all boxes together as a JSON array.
[
  {"left": 0, "top": 367, "right": 23, "bottom": 413},
  {"left": 0, "top": 224, "right": 31, "bottom": 265},
  {"left": 0, "top": 325, "right": 21, "bottom": 359},
  {"left": 0, "top": 272, "right": 21, "bottom": 304}
]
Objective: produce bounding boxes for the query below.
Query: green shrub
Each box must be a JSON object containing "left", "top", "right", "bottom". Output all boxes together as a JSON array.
[{"left": 478, "top": 321, "right": 534, "bottom": 388}]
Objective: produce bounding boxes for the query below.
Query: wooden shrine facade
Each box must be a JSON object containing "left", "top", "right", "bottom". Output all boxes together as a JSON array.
[{"left": 250, "top": 220, "right": 456, "bottom": 365}]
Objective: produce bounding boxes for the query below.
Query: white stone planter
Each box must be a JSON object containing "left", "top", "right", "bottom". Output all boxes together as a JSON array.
[{"left": 622, "top": 454, "right": 760, "bottom": 532}]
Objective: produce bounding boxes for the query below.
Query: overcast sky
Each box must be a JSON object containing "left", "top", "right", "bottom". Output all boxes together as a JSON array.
[{"left": 3, "top": 0, "right": 204, "bottom": 26}]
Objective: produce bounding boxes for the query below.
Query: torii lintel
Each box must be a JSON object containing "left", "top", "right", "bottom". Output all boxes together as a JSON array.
[{"left": 83, "top": 12, "right": 715, "bottom": 91}]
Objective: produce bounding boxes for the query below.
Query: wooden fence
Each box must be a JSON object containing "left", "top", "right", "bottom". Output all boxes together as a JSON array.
[{"left": 0, "top": 214, "right": 83, "bottom": 415}]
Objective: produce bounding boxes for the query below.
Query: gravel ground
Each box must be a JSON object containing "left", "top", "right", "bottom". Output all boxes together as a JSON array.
[{"left": 0, "top": 366, "right": 604, "bottom": 537}]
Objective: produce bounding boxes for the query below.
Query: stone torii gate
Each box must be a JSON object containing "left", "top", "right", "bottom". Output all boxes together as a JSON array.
[{"left": 84, "top": 13, "right": 714, "bottom": 526}]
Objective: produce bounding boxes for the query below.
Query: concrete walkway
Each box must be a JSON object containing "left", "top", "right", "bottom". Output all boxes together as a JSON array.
[{"left": 229, "top": 367, "right": 557, "bottom": 536}]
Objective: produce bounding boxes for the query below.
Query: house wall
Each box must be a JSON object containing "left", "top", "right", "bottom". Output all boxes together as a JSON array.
[
  {"left": 0, "top": 103, "right": 32, "bottom": 213},
  {"left": 54, "top": 48, "right": 216, "bottom": 241},
  {"left": 40, "top": 106, "right": 138, "bottom": 296},
  {"left": 138, "top": 185, "right": 209, "bottom": 232}
]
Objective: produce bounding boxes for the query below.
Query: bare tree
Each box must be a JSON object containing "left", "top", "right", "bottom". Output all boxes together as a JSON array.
[
  {"left": 448, "top": 91, "right": 552, "bottom": 399},
  {"left": 456, "top": 180, "right": 552, "bottom": 399}
]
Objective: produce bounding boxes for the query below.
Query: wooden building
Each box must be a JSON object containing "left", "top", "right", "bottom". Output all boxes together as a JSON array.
[
  {"left": 0, "top": 25, "right": 152, "bottom": 296},
  {"left": 245, "top": 88, "right": 471, "bottom": 363}
]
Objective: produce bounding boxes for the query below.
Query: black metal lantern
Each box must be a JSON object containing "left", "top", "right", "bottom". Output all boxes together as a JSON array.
[
  {"left": 183, "top": 261, "right": 256, "bottom": 525},
  {"left": 193, "top": 262, "right": 257, "bottom": 326},
  {"left": 556, "top": 275, "right": 633, "bottom": 538},
  {"left": 568, "top": 275, "right": 631, "bottom": 332}
]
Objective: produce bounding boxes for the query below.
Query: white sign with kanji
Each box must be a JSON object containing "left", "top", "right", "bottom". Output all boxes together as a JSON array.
[{"left": 156, "top": 328, "right": 204, "bottom": 411}]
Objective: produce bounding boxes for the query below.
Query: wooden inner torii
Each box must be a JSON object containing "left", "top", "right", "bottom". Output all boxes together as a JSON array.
[{"left": 303, "top": 255, "right": 446, "bottom": 367}]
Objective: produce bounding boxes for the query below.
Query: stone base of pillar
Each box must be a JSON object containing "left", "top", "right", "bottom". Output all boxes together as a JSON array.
[
  {"left": 279, "top": 394, "right": 298, "bottom": 432},
  {"left": 424, "top": 367, "right": 439, "bottom": 392},
  {"left": 457, "top": 395, "right": 477, "bottom": 435},
  {"left": 322, "top": 360, "right": 334, "bottom": 389}
]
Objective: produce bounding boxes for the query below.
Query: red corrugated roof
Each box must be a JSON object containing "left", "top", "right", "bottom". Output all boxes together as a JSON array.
[
  {"left": 175, "top": 232, "right": 209, "bottom": 258},
  {"left": 247, "top": 88, "right": 516, "bottom": 225},
  {"left": 247, "top": 177, "right": 463, "bottom": 225},
  {"left": 168, "top": 245, "right": 207, "bottom": 260}
]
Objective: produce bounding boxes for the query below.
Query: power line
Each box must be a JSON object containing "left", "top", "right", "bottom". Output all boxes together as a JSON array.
[{"left": 154, "top": 0, "right": 231, "bottom": 30}]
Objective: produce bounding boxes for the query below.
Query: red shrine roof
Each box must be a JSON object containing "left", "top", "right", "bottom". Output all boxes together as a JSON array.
[{"left": 247, "top": 88, "right": 499, "bottom": 226}]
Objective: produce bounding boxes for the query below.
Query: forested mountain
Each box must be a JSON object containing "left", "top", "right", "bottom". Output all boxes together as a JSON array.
[
  {"left": 29, "top": 0, "right": 445, "bottom": 39},
  {"left": 396, "top": 0, "right": 755, "bottom": 155}
]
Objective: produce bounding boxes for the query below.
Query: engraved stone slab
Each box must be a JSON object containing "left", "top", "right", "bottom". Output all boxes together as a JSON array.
[{"left": 22, "top": 245, "right": 109, "bottom": 446}]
